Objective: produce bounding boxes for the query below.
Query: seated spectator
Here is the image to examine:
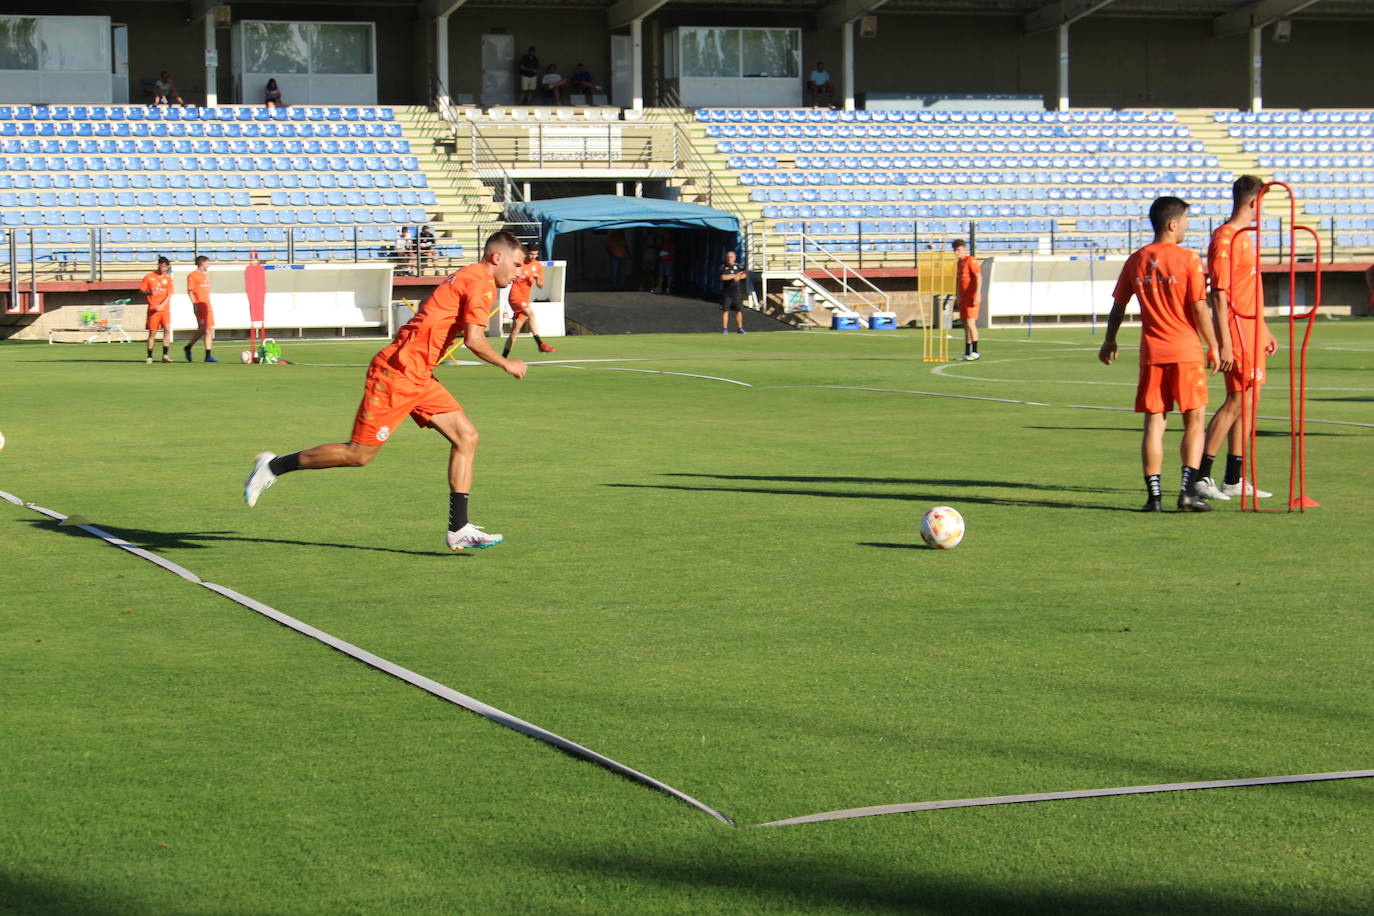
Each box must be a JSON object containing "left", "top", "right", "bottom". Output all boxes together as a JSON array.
[
  {"left": 518, "top": 46, "right": 539, "bottom": 105},
  {"left": 153, "top": 71, "right": 184, "bottom": 107},
  {"left": 541, "top": 64, "right": 567, "bottom": 105},
  {"left": 569, "top": 64, "right": 600, "bottom": 98},
  {"left": 264, "top": 79, "right": 285, "bottom": 108},
  {"left": 393, "top": 226, "right": 414, "bottom": 275},
  {"left": 417, "top": 225, "right": 435, "bottom": 271},
  {"left": 807, "top": 62, "right": 832, "bottom": 108}
]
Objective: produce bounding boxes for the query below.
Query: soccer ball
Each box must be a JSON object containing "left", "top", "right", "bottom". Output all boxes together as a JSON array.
[
  {"left": 240, "top": 350, "right": 254, "bottom": 364},
  {"left": 920, "top": 506, "right": 965, "bottom": 550}
]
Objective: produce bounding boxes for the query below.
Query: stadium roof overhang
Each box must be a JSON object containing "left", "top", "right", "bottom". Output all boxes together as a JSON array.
[{"left": 508, "top": 195, "right": 739, "bottom": 255}]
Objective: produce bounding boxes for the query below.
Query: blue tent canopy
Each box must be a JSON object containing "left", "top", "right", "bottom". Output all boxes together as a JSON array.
[{"left": 508, "top": 195, "right": 740, "bottom": 256}]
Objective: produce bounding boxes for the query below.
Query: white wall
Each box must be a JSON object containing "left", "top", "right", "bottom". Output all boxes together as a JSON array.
[{"left": 165, "top": 263, "right": 393, "bottom": 331}]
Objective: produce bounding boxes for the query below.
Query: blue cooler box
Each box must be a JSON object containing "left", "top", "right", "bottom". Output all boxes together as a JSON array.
[
  {"left": 831, "top": 314, "right": 860, "bottom": 330},
  {"left": 868, "top": 312, "right": 897, "bottom": 330}
]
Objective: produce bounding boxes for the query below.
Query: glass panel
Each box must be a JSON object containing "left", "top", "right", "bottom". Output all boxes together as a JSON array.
[
  {"left": 0, "top": 17, "right": 40, "bottom": 71},
  {"left": 740, "top": 29, "right": 799, "bottom": 79},
  {"left": 680, "top": 28, "right": 739, "bottom": 79},
  {"left": 41, "top": 18, "right": 108, "bottom": 72},
  {"left": 310, "top": 23, "right": 372, "bottom": 75},
  {"left": 663, "top": 29, "right": 676, "bottom": 80},
  {"left": 244, "top": 21, "right": 309, "bottom": 74}
]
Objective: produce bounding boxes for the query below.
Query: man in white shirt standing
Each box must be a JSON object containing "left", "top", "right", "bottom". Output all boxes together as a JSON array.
[{"left": 807, "top": 62, "right": 833, "bottom": 108}]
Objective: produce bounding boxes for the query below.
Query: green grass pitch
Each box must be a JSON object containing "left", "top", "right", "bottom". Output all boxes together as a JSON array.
[{"left": 2, "top": 322, "right": 1372, "bottom": 914}]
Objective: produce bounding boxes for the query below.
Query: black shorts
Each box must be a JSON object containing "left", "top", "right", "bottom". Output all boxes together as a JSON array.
[{"left": 721, "top": 290, "right": 743, "bottom": 311}]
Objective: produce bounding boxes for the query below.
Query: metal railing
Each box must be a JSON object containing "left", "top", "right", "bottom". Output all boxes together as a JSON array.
[{"left": 751, "top": 224, "right": 890, "bottom": 315}]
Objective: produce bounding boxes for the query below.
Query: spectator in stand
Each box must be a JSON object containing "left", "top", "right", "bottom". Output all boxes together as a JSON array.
[
  {"left": 569, "top": 64, "right": 600, "bottom": 99},
  {"left": 418, "top": 225, "right": 436, "bottom": 272},
  {"left": 517, "top": 47, "right": 539, "bottom": 105},
  {"left": 605, "top": 230, "right": 628, "bottom": 290},
  {"left": 394, "top": 226, "right": 415, "bottom": 275},
  {"left": 153, "top": 71, "right": 184, "bottom": 107},
  {"left": 264, "top": 79, "right": 285, "bottom": 108},
  {"left": 541, "top": 64, "right": 567, "bottom": 105},
  {"left": 807, "top": 62, "right": 832, "bottom": 108},
  {"left": 653, "top": 233, "right": 676, "bottom": 294}
]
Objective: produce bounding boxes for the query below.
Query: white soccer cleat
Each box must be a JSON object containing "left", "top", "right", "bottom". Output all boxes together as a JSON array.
[
  {"left": 446, "top": 523, "right": 504, "bottom": 551},
  {"left": 243, "top": 452, "right": 277, "bottom": 507},
  {"left": 1220, "top": 479, "right": 1272, "bottom": 499},
  {"left": 966, "top": 351, "right": 981, "bottom": 361},
  {"left": 1193, "top": 476, "right": 1231, "bottom": 501}
]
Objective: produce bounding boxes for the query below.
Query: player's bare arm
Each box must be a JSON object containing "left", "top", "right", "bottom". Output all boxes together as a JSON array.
[
  {"left": 1212, "top": 289, "right": 1235, "bottom": 372},
  {"left": 1098, "top": 302, "right": 1128, "bottom": 365},
  {"left": 1191, "top": 298, "right": 1221, "bottom": 375},
  {"left": 464, "top": 322, "right": 527, "bottom": 378}
]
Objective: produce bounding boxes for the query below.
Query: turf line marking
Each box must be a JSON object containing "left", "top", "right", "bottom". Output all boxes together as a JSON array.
[
  {"left": 759, "top": 769, "right": 1374, "bottom": 827},
  {"left": 3, "top": 492, "right": 735, "bottom": 827},
  {"left": 766, "top": 385, "right": 1050, "bottom": 407}
]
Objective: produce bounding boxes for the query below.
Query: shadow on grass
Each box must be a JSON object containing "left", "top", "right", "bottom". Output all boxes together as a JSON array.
[
  {"left": 19, "top": 518, "right": 458, "bottom": 558},
  {"left": 1023, "top": 425, "right": 1349, "bottom": 438},
  {"left": 527, "top": 847, "right": 1315, "bottom": 916},
  {"left": 0, "top": 872, "right": 138, "bottom": 916},
  {"left": 664, "top": 472, "right": 1133, "bottom": 494},
  {"left": 609, "top": 478, "right": 1140, "bottom": 513}
]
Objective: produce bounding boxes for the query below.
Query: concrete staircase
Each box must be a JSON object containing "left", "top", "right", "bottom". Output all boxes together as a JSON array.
[{"left": 391, "top": 104, "right": 505, "bottom": 257}]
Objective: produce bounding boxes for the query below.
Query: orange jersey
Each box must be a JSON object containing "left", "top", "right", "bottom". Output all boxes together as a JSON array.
[
  {"left": 378, "top": 262, "right": 496, "bottom": 379},
  {"left": 1112, "top": 241, "right": 1207, "bottom": 365},
  {"left": 509, "top": 259, "right": 543, "bottom": 306},
  {"left": 956, "top": 255, "right": 981, "bottom": 306},
  {"left": 187, "top": 269, "right": 211, "bottom": 306},
  {"left": 1208, "top": 223, "right": 1260, "bottom": 319},
  {"left": 140, "top": 271, "right": 174, "bottom": 310}
]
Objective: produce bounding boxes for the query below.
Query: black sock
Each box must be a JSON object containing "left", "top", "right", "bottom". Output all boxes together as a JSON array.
[
  {"left": 161, "top": 345, "right": 169, "bottom": 356},
  {"left": 972, "top": 340, "right": 979, "bottom": 354},
  {"left": 1180, "top": 466, "right": 1198, "bottom": 494},
  {"left": 1199, "top": 454, "right": 1215, "bottom": 480},
  {"left": 532, "top": 334, "right": 544, "bottom": 347},
  {"left": 268, "top": 452, "right": 302, "bottom": 476},
  {"left": 964, "top": 342, "right": 972, "bottom": 356},
  {"left": 449, "top": 492, "right": 469, "bottom": 531},
  {"left": 146, "top": 347, "right": 153, "bottom": 358},
  {"left": 1145, "top": 474, "right": 1162, "bottom": 500},
  {"left": 1224, "top": 454, "right": 1244, "bottom": 486},
  {"left": 204, "top": 349, "right": 212, "bottom": 357}
]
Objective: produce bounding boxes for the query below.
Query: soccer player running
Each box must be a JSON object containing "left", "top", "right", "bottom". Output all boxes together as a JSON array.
[
  {"left": 140, "top": 256, "right": 175, "bottom": 363},
  {"left": 182, "top": 255, "right": 218, "bottom": 362},
  {"left": 1194, "top": 175, "right": 1277, "bottom": 502},
  {"left": 1099, "top": 197, "right": 1221, "bottom": 513},
  {"left": 502, "top": 241, "right": 555, "bottom": 357},
  {"left": 953, "top": 239, "right": 982, "bottom": 361},
  {"left": 243, "top": 232, "right": 529, "bottom": 551}
]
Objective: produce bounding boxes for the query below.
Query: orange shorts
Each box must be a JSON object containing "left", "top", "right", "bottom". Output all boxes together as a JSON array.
[
  {"left": 1224, "top": 347, "right": 1267, "bottom": 394},
  {"left": 350, "top": 355, "right": 462, "bottom": 447},
  {"left": 958, "top": 301, "right": 979, "bottom": 323},
  {"left": 509, "top": 300, "right": 531, "bottom": 316},
  {"left": 193, "top": 303, "right": 213, "bottom": 328},
  {"left": 1135, "top": 361, "right": 1208, "bottom": 414},
  {"left": 146, "top": 308, "right": 170, "bottom": 332}
]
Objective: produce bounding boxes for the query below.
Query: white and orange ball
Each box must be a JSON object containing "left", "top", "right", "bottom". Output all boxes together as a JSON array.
[
  {"left": 240, "top": 350, "right": 254, "bottom": 364},
  {"left": 920, "top": 506, "right": 965, "bottom": 550}
]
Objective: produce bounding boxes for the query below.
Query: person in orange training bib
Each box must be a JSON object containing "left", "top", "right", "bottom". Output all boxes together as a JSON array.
[
  {"left": 242, "top": 232, "right": 528, "bottom": 552},
  {"left": 1099, "top": 196, "right": 1221, "bottom": 513},
  {"left": 503, "top": 241, "right": 555, "bottom": 356},
  {"left": 953, "top": 239, "right": 982, "bottom": 360},
  {"left": 1193, "top": 175, "right": 1278, "bottom": 504},
  {"left": 140, "top": 256, "right": 175, "bottom": 363},
  {"left": 182, "top": 255, "right": 217, "bottom": 362}
]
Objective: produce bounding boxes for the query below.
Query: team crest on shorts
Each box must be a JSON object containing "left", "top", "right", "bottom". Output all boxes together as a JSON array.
[{"left": 377, "top": 425, "right": 391, "bottom": 442}]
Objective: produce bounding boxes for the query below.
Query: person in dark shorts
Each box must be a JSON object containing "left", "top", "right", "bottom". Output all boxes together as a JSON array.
[{"left": 719, "top": 250, "right": 747, "bottom": 334}]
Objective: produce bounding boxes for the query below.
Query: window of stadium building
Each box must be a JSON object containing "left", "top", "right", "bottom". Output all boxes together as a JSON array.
[
  {"left": 0, "top": 15, "right": 108, "bottom": 72},
  {"left": 674, "top": 27, "right": 799, "bottom": 80},
  {"left": 242, "top": 21, "right": 374, "bottom": 76}
]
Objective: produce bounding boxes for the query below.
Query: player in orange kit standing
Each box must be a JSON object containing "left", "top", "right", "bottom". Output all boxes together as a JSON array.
[
  {"left": 242, "top": 232, "right": 528, "bottom": 551},
  {"left": 140, "top": 256, "right": 175, "bottom": 363},
  {"left": 1193, "top": 175, "right": 1277, "bottom": 503},
  {"left": 503, "top": 241, "right": 555, "bottom": 357},
  {"left": 952, "top": 239, "right": 982, "bottom": 360},
  {"left": 1099, "top": 196, "right": 1221, "bottom": 513},
  {"left": 182, "top": 255, "right": 218, "bottom": 362}
]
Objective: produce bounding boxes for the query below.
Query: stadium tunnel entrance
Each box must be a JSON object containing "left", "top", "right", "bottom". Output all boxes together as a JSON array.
[{"left": 508, "top": 195, "right": 741, "bottom": 297}]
